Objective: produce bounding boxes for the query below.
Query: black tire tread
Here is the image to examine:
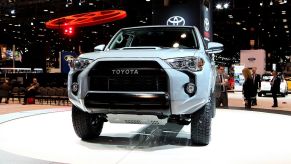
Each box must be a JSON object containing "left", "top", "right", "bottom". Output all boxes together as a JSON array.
[
  {"left": 72, "top": 105, "right": 104, "bottom": 140},
  {"left": 191, "top": 102, "right": 211, "bottom": 146}
]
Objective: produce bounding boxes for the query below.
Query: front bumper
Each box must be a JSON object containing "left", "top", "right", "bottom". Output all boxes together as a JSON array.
[{"left": 68, "top": 58, "right": 212, "bottom": 115}]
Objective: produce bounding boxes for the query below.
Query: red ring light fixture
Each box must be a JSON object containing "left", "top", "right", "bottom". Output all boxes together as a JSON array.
[{"left": 45, "top": 10, "right": 127, "bottom": 29}]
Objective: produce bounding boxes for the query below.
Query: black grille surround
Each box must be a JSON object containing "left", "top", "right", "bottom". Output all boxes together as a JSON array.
[
  {"left": 88, "top": 61, "right": 168, "bottom": 92},
  {"left": 85, "top": 61, "right": 169, "bottom": 110}
]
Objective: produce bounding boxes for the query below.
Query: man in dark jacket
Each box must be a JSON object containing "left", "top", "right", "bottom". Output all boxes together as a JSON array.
[
  {"left": 270, "top": 70, "right": 281, "bottom": 107},
  {"left": 251, "top": 67, "right": 261, "bottom": 106},
  {"left": 0, "top": 79, "right": 11, "bottom": 104},
  {"left": 215, "top": 65, "right": 229, "bottom": 108}
]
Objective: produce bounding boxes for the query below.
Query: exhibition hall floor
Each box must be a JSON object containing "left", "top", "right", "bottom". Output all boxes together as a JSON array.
[{"left": 0, "top": 107, "right": 291, "bottom": 164}]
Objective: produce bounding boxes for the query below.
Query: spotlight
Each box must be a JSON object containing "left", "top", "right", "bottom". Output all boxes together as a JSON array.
[
  {"left": 223, "top": 3, "right": 229, "bottom": 9},
  {"left": 216, "top": 4, "right": 223, "bottom": 9}
]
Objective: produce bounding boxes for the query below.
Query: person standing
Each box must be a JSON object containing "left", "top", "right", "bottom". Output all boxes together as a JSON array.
[
  {"left": 22, "top": 78, "right": 40, "bottom": 105},
  {"left": 270, "top": 70, "right": 281, "bottom": 107},
  {"left": 251, "top": 67, "right": 261, "bottom": 106},
  {"left": 215, "top": 65, "right": 229, "bottom": 108},
  {"left": 242, "top": 68, "right": 256, "bottom": 109},
  {"left": 0, "top": 79, "right": 11, "bottom": 104}
]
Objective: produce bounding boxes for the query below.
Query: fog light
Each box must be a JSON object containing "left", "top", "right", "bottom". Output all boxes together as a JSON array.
[
  {"left": 184, "top": 82, "right": 196, "bottom": 96},
  {"left": 72, "top": 82, "right": 79, "bottom": 93}
]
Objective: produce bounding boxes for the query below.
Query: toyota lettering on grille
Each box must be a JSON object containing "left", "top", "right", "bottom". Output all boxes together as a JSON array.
[{"left": 112, "top": 69, "right": 139, "bottom": 75}]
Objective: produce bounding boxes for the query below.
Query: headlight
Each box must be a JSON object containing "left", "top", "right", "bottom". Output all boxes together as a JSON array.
[
  {"left": 165, "top": 56, "right": 204, "bottom": 72},
  {"left": 69, "top": 58, "right": 94, "bottom": 70}
]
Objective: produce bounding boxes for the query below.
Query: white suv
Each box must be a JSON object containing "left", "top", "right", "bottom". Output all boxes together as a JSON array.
[
  {"left": 259, "top": 73, "right": 288, "bottom": 97},
  {"left": 68, "top": 25, "right": 223, "bottom": 145}
]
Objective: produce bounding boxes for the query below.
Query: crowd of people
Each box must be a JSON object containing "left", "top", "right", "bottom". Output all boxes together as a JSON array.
[
  {"left": 215, "top": 65, "right": 282, "bottom": 109},
  {"left": 0, "top": 78, "right": 40, "bottom": 105}
]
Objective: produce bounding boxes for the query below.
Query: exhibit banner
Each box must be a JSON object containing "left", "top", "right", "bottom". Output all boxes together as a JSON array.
[
  {"left": 234, "top": 65, "right": 245, "bottom": 92},
  {"left": 240, "top": 49, "right": 266, "bottom": 75},
  {"left": 152, "top": 0, "right": 213, "bottom": 41}
]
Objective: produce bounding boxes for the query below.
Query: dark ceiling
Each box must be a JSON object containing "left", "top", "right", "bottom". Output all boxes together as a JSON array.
[
  {"left": 0, "top": 0, "right": 290, "bottom": 68},
  {"left": 213, "top": 0, "right": 291, "bottom": 66}
]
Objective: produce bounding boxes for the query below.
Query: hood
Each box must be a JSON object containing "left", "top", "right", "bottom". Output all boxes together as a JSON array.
[{"left": 79, "top": 48, "right": 200, "bottom": 60}]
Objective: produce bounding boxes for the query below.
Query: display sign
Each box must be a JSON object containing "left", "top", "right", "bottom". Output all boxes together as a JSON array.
[
  {"left": 152, "top": 0, "right": 213, "bottom": 41},
  {"left": 201, "top": 0, "right": 212, "bottom": 41},
  {"left": 1, "top": 47, "right": 22, "bottom": 62},
  {"left": 240, "top": 49, "right": 266, "bottom": 75}
]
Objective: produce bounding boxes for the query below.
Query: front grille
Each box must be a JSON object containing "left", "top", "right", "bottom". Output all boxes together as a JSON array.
[{"left": 88, "top": 61, "right": 168, "bottom": 92}]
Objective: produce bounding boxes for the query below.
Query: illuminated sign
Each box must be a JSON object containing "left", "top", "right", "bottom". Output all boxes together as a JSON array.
[
  {"left": 45, "top": 10, "right": 127, "bottom": 29},
  {"left": 166, "top": 16, "right": 186, "bottom": 26}
]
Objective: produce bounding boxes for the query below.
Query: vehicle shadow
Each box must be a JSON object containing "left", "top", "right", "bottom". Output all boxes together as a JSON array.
[
  {"left": 228, "top": 106, "right": 291, "bottom": 116},
  {"left": 84, "top": 123, "right": 195, "bottom": 149}
]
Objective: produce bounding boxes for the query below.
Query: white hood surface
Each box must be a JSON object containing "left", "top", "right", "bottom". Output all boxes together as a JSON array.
[{"left": 79, "top": 49, "right": 200, "bottom": 60}]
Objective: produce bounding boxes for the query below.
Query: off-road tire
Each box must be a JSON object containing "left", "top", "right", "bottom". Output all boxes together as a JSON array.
[
  {"left": 72, "top": 105, "right": 104, "bottom": 140},
  {"left": 191, "top": 101, "right": 211, "bottom": 146},
  {"left": 210, "top": 92, "right": 216, "bottom": 118}
]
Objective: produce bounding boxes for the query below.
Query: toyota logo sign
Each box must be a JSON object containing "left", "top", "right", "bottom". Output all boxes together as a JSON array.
[
  {"left": 167, "top": 16, "right": 186, "bottom": 26},
  {"left": 204, "top": 18, "right": 210, "bottom": 32}
]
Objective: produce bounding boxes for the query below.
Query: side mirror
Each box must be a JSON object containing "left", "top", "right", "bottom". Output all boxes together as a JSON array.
[
  {"left": 207, "top": 42, "right": 224, "bottom": 54},
  {"left": 94, "top": 44, "right": 105, "bottom": 51}
]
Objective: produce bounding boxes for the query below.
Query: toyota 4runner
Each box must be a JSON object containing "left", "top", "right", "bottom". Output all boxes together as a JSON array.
[{"left": 68, "top": 25, "right": 223, "bottom": 145}]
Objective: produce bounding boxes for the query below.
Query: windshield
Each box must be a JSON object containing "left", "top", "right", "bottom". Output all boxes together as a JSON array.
[{"left": 108, "top": 27, "right": 198, "bottom": 50}]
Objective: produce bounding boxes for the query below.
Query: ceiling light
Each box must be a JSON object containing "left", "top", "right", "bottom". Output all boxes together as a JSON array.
[
  {"left": 286, "top": 31, "right": 290, "bottom": 33},
  {"left": 228, "top": 15, "right": 233, "bottom": 18},
  {"left": 31, "top": 22, "right": 34, "bottom": 26},
  {"left": 5, "top": 14, "right": 9, "bottom": 17},
  {"left": 181, "top": 33, "right": 187, "bottom": 38},
  {"left": 50, "top": 11, "right": 54, "bottom": 14},
  {"left": 146, "top": 0, "right": 151, "bottom": 1},
  {"left": 273, "top": 26, "right": 276, "bottom": 29},
  {"left": 284, "top": 25, "right": 288, "bottom": 28},
  {"left": 11, "top": 15, "right": 16, "bottom": 18},
  {"left": 270, "top": 1, "right": 273, "bottom": 5},
  {"left": 223, "top": 3, "right": 229, "bottom": 9},
  {"left": 283, "top": 19, "right": 287, "bottom": 22},
  {"left": 236, "top": 22, "right": 241, "bottom": 25},
  {"left": 216, "top": 4, "right": 223, "bottom": 9},
  {"left": 282, "top": 11, "right": 286, "bottom": 14},
  {"left": 43, "top": 9, "right": 48, "bottom": 12},
  {"left": 242, "top": 28, "right": 247, "bottom": 31},
  {"left": 260, "top": 2, "right": 263, "bottom": 6},
  {"left": 10, "top": 10, "right": 15, "bottom": 14}
]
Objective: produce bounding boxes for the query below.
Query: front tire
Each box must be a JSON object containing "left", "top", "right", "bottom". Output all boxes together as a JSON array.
[
  {"left": 72, "top": 105, "right": 104, "bottom": 140},
  {"left": 191, "top": 101, "right": 212, "bottom": 145},
  {"left": 210, "top": 92, "right": 216, "bottom": 118}
]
